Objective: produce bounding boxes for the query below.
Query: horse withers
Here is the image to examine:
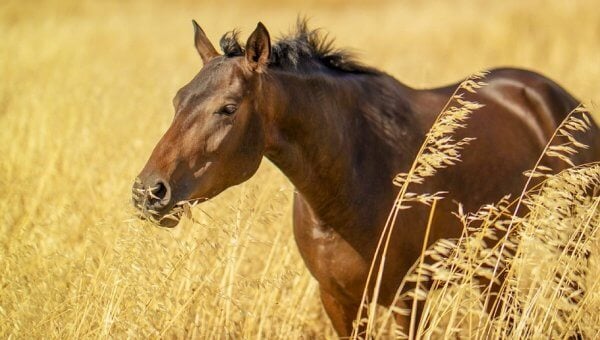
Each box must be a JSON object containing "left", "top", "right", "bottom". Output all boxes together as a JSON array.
[{"left": 132, "top": 20, "right": 600, "bottom": 336}]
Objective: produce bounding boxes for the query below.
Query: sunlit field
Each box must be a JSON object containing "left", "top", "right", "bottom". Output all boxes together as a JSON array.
[{"left": 1, "top": 0, "right": 599, "bottom": 338}]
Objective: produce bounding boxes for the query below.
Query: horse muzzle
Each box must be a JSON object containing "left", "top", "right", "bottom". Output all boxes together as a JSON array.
[{"left": 131, "top": 177, "right": 180, "bottom": 228}]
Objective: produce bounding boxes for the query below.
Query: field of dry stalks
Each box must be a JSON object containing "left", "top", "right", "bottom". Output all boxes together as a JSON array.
[{"left": 1, "top": 0, "right": 599, "bottom": 338}]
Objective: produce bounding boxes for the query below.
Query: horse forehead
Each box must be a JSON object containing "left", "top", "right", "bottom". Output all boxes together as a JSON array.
[
  {"left": 176, "top": 58, "right": 247, "bottom": 109},
  {"left": 195, "top": 58, "right": 246, "bottom": 90}
]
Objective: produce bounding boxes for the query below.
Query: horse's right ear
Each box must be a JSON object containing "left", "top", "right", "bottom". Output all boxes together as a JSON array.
[
  {"left": 245, "top": 22, "right": 271, "bottom": 72},
  {"left": 192, "top": 20, "right": 219, "bottom": 64}
]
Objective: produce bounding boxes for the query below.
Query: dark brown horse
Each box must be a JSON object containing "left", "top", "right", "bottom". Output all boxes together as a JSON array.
[{"left": 132, "top": 20, "right": 600, "bottom": 336}]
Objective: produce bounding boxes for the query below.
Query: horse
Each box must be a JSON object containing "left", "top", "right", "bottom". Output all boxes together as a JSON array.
[{"left": 132, "top": 20, "right": 600, "bottom": 337}]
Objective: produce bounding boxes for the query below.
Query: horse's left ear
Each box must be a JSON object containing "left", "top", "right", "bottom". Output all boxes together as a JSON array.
[
  {"left": 192, "top": 20, "right": 219, "bottom": 65},
  {"left": 245, "top": 22, "right": 271, "bottom": 72}
]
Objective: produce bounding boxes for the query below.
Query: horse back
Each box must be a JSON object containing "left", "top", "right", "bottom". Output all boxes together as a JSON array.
[
  {"left": 419, "top": 67, "right": 600, "bottom": 168},
  {"left": 484, "top": 68, "right": 600, "bottom": 164},
  {"left": 411, "top": 68, "right": 600, "bottom": 216}
]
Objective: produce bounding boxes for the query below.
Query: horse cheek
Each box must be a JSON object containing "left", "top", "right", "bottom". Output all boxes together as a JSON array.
[{"left": 204, "top": 123, "right": 233, "bottom": 154}]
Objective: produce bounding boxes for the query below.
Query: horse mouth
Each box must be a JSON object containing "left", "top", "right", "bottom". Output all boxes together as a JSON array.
[
  {"left": 134, "top": 206, "right": 182, "bottom": 228},
  {"left": 134, "top": 197, "right": 211, "bottom": 228},
  {"left": 132, "top": 177, "right": 215, "bottom": 228}
]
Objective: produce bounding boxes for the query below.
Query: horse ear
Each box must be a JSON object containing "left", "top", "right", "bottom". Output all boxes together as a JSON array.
[
  {"left": 192, "top": 20, "right": 219, "bottom": 64},
  {"left": 245, "top": 22, "right": 271, "bottom": 72}
]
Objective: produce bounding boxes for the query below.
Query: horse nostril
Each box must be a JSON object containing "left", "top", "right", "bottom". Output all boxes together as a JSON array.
[
  {"left": 148, "top": 180, "right": 171, "bottom": 209},
  {"left": 151, "top": 182, "right": 167, "bottom": 200},
  {"left": 132, "top": 178, "right": 172, "bottom": 213}
]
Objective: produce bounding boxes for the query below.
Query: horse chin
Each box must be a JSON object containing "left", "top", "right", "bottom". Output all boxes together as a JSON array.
[
  {"left": 157, "top": 212, "right": 181, "bottom": 228},
  {"left": 155, "top": 195, "right": 211, "bottom": 228},
  {"left": 136, "top": 210, "right": 181, "bottom": 228},
  {"left": 147, "top": 188, "right": 218, "bottom": 228}
]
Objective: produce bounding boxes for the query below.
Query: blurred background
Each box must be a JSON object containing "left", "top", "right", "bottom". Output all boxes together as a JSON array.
[{"left": 1, "top": 0, "right": 599, "bottom": 338}]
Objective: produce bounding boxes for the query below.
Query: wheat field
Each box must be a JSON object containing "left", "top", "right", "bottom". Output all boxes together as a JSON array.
[{"left": 1, "top": 0, "right": 599, "bottom": 338}]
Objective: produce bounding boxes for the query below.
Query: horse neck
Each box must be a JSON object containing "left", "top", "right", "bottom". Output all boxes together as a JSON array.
[{"left": 263, "top": 69, "right": 420, "bottom": 229}]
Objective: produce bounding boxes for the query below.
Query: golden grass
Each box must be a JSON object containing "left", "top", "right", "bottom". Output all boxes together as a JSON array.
[{"left": 1, "top": 0, "right": 600, "bottom": 338}]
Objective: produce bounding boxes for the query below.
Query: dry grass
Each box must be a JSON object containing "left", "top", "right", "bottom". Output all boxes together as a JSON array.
[{"left": 1, "top": 0, "right": 600, "bottom": 338}]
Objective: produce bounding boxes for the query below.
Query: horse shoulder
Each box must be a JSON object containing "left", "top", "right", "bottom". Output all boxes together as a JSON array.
[{"left": 292, "top": 192, "right": 370, "bottom": 303}]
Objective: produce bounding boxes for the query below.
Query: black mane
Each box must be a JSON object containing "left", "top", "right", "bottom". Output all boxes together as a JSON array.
[{"left": 219, "top": 19, "right": 379, "bottom": 75}]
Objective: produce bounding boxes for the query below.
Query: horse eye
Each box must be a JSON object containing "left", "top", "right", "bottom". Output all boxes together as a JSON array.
[{"left": 217, "top": 104, "right": 238, "bottom": 115}]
